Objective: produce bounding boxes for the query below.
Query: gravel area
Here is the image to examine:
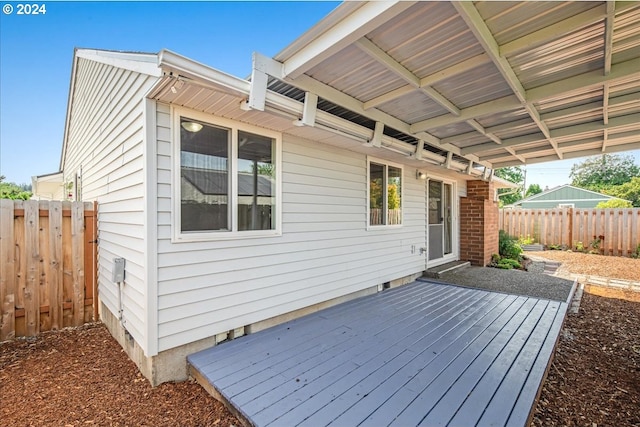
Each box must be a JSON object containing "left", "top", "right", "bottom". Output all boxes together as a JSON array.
[
  {"left": 527, "top": 250, "right": 640, "bottom": 282},
  {"left": 437, "top": 266, "right": 575, "bottom": 302}
]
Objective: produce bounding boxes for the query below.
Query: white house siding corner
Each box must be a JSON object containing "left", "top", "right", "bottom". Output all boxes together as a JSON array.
[{"left": 53, "top": 50, "right": 163, "bottom": 369}]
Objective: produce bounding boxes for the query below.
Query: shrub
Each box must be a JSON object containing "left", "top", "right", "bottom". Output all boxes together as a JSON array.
[
  {"left": 499, "top": 230, "right": 523, "bottom": 260},
  {"left": 517, "top": 234, "right": 535, "bottom": 245},
  {"left": 496, "top": 258, "right": 522, "bottom": 270},
  {"left": 632, "top": 243, "right": 640, "bottom": 259}
]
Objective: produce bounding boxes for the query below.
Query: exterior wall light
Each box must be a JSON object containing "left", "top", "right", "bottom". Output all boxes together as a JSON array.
[
  {"left": 416, "top": 170, "right": 427, "bottom": 180},
  {"left": 181, "top": 121, "right": 203, "bottom": 132}
]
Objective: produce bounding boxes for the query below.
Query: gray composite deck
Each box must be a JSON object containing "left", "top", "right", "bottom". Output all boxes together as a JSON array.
[{"left": 188, "top": 279, "right": 569, "bottom": 427}]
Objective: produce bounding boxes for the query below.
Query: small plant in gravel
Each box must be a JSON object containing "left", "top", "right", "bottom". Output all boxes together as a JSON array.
[
  {"left": 492, "top": 230, "right": 524, "bottom": 269},
  {"left": 495, "top": 258, "right": 522, "bottom": 270},
  {"left": 631, "top": 243, "right": 640, "bottom": 259},
  {"left": 517, "top": 234, "right": 536, "bottom": 245}
]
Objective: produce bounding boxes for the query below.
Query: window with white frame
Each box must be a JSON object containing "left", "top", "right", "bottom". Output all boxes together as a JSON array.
[
  {"left": 175, "top": 112, "right": 280, "bottom": 239},
  {"left": 368, "top": 159, "right": 402, "bottom": 227}
]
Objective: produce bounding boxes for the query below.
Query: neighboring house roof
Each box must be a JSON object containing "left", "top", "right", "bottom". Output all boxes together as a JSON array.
[
  {"left": 182, "top": 168, "right": 273, "bottom": 197},
  {"left": 506, "top": 184, "right": 628, "bottom": 207}
]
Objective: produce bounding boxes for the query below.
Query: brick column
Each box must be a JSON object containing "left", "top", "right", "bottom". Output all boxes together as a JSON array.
[{"left": 459, "top": 180, "right": 499, "bottom": 266}]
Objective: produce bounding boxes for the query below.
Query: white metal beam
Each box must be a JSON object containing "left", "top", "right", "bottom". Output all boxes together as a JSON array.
[
  {"left": 356, "top": 37, "right": 460, "bottom": 115},
  {"left": 527, "top": 57, "right": 640, "bottom": 101},
  {"left": 412, "top": 60, "right": 640, "bottom": 134},
  {"left": 253, "top": 53, "right": 492, "bottom": 168},
  {"left": 466, "top": 112, "right": 640, "bottom": 155},
  {"left": 453, "top": 1, "right": 563, "bottom": 160},
  {"left": 297, "top": 92, "right": 318, "bottom": 127},
  {"left": 604, "top": 1, "right": 615, "bottom": 76},
  {"left": 281, "top": 1, "right": 415, "bottom": 79},
  {"left": 410, "top": 95, "right": 522, "bottom": 133},
  {"left": 370, "top": 121, "right": 384, "bottom": 147},
  {"left": 492, "top": 141, "right": 640, "bottom": 169},
  {"left": 363, "top": 53, "right": 490, "bottom": 110},
  {"left": 355, "top": 37, "right": 419, "bottom": 86}
]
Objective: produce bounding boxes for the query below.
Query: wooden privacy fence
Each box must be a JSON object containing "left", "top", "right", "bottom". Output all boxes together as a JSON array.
[
  {"left": 0, "top": 200, "right": 97, "bottom": 341},
  {"left": 499, "top": 208, "right": 640, "bottom": 257}
]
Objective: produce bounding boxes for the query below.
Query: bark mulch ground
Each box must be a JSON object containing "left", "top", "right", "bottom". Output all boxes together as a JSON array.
[
  {"left": 531, "top": 292, "right": 640, "bottom": 427},
  {"left": 0, "top": 323, "right": 240, "bottom": 427}
]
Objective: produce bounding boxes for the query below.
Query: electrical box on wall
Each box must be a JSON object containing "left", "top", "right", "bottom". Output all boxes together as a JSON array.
[{"left": 112, "top": 258, "right": 125, "bottom": 283}]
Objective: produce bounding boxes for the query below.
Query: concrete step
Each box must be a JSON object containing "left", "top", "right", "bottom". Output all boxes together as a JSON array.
[{"left": 423, "top": 260, "right": 471, "bottom": 279}]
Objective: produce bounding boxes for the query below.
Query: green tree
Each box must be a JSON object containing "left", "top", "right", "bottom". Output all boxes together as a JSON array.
[
  {"left": 0, "top": 176, "right": 32, "bottom": 200},
  {"left": 595, "top": 199, "right": 633, "bottom": 208},
  {"left": 603, "top": 176, "right": 640, "bottom": 207},
  {"left": 525, "top": 183, "right": 543, "bottom": 198},
  {"left": 495, "top": 166, "right": 524, "bottom": 206},
  {"left": 570, "top": 154, "right": 639, "bottom": 191}
]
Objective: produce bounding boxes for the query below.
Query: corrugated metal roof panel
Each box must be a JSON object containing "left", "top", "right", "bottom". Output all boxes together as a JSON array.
[
  {"left": 476, "top": 1, "right": 601, "bottom": 44},
  {"left": 510, "top": 23, "right": 604, "bottom": 89},
  {"left": 368, "top": 2, "right": 486, "bottom": 79},
  {"left": 378, "top": 90, "right": 449, "bottom": 124},
  {"left": 307, "top": 45, "right": 403, "bottom": 102},
  {"left": 432, "top": 62, "right": 513, "bottom": 109},
  {"left": 429, "top": 121, "right": 476, "bottom": 139},
  {"left": 613, "top": 5, "right": 640, "bottom": 63}
]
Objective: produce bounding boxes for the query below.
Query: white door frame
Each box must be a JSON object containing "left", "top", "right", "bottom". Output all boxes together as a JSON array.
[{"left": 425, "top": 176, "right": 459, "bottom": 269}]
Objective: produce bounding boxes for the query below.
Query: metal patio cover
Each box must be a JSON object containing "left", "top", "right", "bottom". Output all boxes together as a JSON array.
[{"left": 247, "top": 1, "right": 640, "bottom": 173}]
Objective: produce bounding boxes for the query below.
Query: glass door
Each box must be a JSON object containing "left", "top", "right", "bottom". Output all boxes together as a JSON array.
[{"left": 428, "top": 180, "right": 453, "bottom": 261}]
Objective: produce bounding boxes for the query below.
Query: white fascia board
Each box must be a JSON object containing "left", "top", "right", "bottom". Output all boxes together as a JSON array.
[
  {"left": 280, "top": 1, "right": 415, "bottom": 79},
  {"left": 158, "top": 49, "right": 251, "bottom": 97},
  {"left": 76, "top": 49, "right": 161, "bottom": 77}
]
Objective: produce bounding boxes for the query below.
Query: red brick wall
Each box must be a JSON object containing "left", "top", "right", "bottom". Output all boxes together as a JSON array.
[{"left": 460, "top": 180, "right": 499, "bottom": 266}]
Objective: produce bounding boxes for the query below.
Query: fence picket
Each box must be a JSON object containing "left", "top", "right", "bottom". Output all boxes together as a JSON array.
[
  {"left": 71, "top": 202, "right": 85, "bottom": 326},
  {"left": 48, "top": 201, "right": 63, "bottom": 330},
  {"left": 0, "top": 200, "right": 96, "bottom": 340},
  {"left": 0, "top": 199, "right": 16, "bottom": 341},
  {"left": 24, "top": 201, "right": 39, "bottom": 336},
  {"left": 499, "top": 208, "right": 640, "bottom": 257}
]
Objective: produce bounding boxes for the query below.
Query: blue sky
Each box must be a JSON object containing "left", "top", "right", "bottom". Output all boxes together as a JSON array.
[
  {"left": 1, "top": 1, "right": 638, "bottom": 189},
  {"left": 0, "top": 1, "right": 339, "bottom": 185}
]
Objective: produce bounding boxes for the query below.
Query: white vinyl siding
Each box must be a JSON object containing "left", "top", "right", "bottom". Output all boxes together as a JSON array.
[
  {"left": 62, "top": 57, "right": 159, "bottom": 352},
  {"left": 155, "top": 108, "right": 427, "bottom": 351}
]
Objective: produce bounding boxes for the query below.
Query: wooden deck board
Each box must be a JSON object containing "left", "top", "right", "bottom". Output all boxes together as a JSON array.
[{"left": 188, "top": 280, "right": 568, "bottom": 427}]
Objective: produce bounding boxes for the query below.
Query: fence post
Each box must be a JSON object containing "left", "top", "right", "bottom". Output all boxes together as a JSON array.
[{"left": 568, "top": 207, "right": 573, "bottom": 248}]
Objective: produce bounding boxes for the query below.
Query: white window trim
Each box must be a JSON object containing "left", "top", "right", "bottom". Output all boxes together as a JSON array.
[
  {"left": 366, "top": 156, "right": 404, "bottom": 230},
  {"left": 171, "top": 106, "right": 282, "bottom": 242}
]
